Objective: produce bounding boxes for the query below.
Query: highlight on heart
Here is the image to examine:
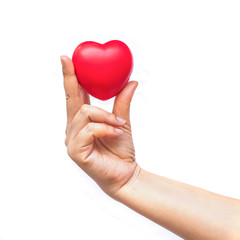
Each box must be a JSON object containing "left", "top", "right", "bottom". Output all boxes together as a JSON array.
[{"left": 72, "top": 40, "right": 133, "bottom": 100}]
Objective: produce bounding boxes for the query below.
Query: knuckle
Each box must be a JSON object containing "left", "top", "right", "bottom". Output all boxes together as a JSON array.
[
  {"left": 65, "top": 94, "right": 71, "bottom": 103},
  {"left": 106, "top": 112, "right": 117, "bottom": 123},
  {"left": 105, "top": 123, "right": 110, "bottom": 130},
  {"left": 65, "top": 137, "right": 68, "bottom": 146},
  {"left": 80, "top": 104, "right": 90, "bottom": 114},
  {"left": 67, "top": 141, "right": 89, "bottom": 165},
  {"left": 103, "top": 124, "right": 109, "bottom": 133},
  {"left": 67, "top": 144, "right": 74, "bottom": 158},
  {"left": 65, "top": 134, "right": 71, "bottom": 147},
  {"left": 106, "top": 111, "right": 113, "bottom": 119},
  {"left": 86, "top": 122, "right": 94, "bottom": 131},
  {"left": 67, "top": 141, "right": 78, "bottom": 160}
]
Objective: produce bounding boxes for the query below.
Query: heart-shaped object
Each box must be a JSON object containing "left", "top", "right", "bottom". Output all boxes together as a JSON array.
[{"left": 72, "top": 40, "right": 133, "bottom": 100}]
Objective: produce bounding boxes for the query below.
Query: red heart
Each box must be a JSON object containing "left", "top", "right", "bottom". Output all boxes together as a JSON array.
[{"left": 72, "top": 40, "right": 133, "bottom": 100}]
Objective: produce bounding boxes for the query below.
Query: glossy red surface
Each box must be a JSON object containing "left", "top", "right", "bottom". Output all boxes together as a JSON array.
[{"left": 72, "top": 40, "right": 133, "bottom": 100}]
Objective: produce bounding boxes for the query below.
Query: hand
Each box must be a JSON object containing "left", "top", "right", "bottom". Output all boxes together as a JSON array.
[{"left": 61, "top": 56, "right": 140, "bottom": 197}]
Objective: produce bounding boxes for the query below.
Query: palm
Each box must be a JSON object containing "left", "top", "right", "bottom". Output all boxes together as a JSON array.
[{"left": 81, "top": 121, "right": 137, "bottom": 194}]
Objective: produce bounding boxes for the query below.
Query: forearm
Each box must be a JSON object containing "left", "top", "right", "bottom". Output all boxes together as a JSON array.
[{"left": 116, "top": 168, "right": 240, "bottom": 240}]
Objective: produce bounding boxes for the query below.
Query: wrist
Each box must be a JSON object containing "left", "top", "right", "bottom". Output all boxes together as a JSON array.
[{"left": 113, "top": 165, "right": 143, "bottom": 203}]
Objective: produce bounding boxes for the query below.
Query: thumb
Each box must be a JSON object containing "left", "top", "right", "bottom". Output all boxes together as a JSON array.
[{"left": 112, "top": 81, "right": 138, "bottom": 122}]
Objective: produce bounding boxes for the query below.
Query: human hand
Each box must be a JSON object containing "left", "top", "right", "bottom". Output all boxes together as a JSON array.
[{"left": 61, "top": 56, "right": 140, "bottom": 198}]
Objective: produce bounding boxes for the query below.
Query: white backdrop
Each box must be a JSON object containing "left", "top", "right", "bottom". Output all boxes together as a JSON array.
[{"left": 0, "top": 0, "right": 240, "bottom": 239}]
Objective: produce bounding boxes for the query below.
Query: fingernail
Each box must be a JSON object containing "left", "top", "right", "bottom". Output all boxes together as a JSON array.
[
  {"left": 116, "top": 116, "right": 126, "bottom": 123},
  {"left": 115, "top": 128, "right": 123, "bottom": 134}
]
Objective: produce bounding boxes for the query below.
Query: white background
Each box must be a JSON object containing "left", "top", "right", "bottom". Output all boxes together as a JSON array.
[{"left": 0, "top": 0, "right": 240, "bottom": 239}]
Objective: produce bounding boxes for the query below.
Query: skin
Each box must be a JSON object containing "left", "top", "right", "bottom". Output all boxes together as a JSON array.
[{"left": 61, "top": 55, "right": 240, "bottom": 240}]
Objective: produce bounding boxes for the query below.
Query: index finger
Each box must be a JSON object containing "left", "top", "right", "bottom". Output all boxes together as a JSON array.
[{"left": 61, "top": 55, "right": 90, "bottom": 126}]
